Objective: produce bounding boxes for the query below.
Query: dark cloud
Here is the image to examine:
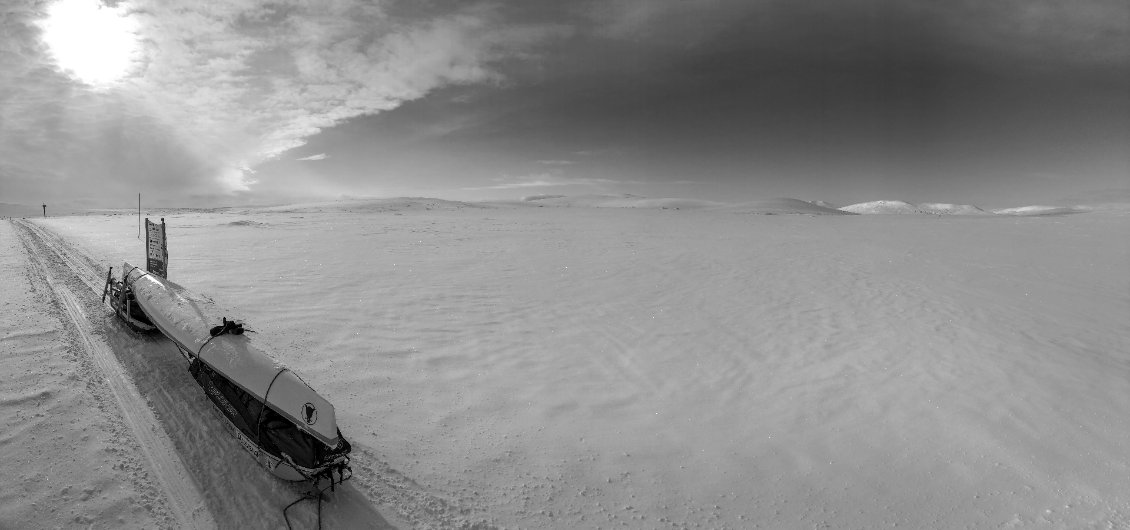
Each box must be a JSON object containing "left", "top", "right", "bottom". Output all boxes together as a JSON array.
[{"left": 355, "top": 0, "right": 1128, "bottom": 204}]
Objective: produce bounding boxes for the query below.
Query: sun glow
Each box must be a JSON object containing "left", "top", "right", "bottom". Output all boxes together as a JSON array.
[{"left": 39, "top": 0, "right": 140, "bottom": 86}]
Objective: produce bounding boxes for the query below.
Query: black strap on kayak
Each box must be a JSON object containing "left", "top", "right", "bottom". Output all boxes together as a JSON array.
[
  {"left": 123, "top": 265, "right": 151, "bottom": 289},
  {"left": 195, "top": 332, "right": 221, "bottom": 358},
  {"left": 254, "top": 368, "right": 289, "bottom": 448}
]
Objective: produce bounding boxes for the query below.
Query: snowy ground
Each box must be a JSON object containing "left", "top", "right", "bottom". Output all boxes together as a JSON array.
[{"left": 3, "top": 199, "right": 1129, "bottom": 529}]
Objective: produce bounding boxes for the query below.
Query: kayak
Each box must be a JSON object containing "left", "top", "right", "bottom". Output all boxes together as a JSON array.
[{"left": 115, "top": 261, "right": 351, "bottom": 482}]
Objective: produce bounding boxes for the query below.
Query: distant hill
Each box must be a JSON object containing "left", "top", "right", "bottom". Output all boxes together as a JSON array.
[
  {"left": 519, "top": 194, "right": 721, "bottom": 209},
  {"left": 255, "top": 197, "right": 485, "bottom": 213},
  {"left": 516, "top": 195, "right": 860, "bottom": 214},
  {"left": 715, "top": 198, "right": 854, "bottom": 215},
  {"left": 840, "top": 200, "right": 989, "bottom": 215},
  {"left": 839, "top": 200, "right": 926, "bottom": 214},
  {"left": 991, "top": 205, "right": 1085, "bottom": 216},
  {"left": 917, "top": 203, "right": 990, "bottom": 215}
]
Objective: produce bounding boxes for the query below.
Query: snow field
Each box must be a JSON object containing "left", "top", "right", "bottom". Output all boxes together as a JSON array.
[{"left": 18, "top": 203, "right": 1130, "bottom": 528}]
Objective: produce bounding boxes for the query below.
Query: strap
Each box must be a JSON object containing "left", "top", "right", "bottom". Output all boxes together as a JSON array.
[
  {"left": 195, "top": 331, "right": 223, "bottom": 358},
  {"left": 123, "top": 265, "right": 151, "bottom": 288},
  {"left": 254, "top": 367, "right": 290, "bottom": 447}
]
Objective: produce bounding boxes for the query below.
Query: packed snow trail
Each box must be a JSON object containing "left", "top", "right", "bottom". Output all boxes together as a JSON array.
[
  {"left": 2, "top": 221, "right": 170, "bottom": 528},
  {"left": 14, "top": 219, "right": 215, "bottom": 529},
  {"left": 13, "top": 218, "right": 213, "bottom": 524}
]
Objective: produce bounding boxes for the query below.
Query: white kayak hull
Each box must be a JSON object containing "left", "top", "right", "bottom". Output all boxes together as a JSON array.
[{"left": 118, "top": 262, "right": 349, "bottom": 480}]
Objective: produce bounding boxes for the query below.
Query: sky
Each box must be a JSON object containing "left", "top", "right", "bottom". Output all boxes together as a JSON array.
[{"left": 1, "top": 0, "right": 1128, "bottom": 209}]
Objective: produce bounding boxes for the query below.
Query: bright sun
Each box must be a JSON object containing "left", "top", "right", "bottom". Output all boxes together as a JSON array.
[{"left": 39, "top": 0, "right": 140, "bottom": 86}]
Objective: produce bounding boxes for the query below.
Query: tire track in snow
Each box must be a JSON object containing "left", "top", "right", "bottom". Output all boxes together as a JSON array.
[{"left": 14, "top": 220, "right": 216, "bottom": 529}]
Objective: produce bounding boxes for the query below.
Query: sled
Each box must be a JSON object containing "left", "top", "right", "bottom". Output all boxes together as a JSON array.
[
  {"left": 103, "top": 263, "right": 352, "bottom": 485},
  {"left": 102, "top": 267, "right": 157, "bottom": 332}
]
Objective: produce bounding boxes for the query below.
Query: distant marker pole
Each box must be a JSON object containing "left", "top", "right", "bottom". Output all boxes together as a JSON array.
[{"left": 138, "top": 193, "right": 141, "bottom": 238}]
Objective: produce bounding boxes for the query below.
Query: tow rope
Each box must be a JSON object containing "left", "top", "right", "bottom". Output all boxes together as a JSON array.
[{"left": 283, "top": 465, "right": 353, "bottom": 530}]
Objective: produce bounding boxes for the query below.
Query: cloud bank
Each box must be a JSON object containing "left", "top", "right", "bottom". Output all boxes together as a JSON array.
[
  {"left": 588, "top": 0, "right": 1130, "bottom": 66},
  {"left": 464, "top": 174, "right": 622, "bottom": 191},
  {"left": 1, "top": 0, "right": 566, "bottom": 205}
]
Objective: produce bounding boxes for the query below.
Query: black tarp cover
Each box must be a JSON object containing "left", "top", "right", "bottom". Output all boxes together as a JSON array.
[{"left": 190, "top": 360, "right": 348, "bottom": 470}]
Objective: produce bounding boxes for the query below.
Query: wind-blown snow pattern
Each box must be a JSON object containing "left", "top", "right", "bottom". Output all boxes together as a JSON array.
[{"left": 4, "top": 201, "right": 1130, "bottom": 528}]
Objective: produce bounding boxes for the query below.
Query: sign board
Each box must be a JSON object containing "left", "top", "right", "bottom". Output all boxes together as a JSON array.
[{"left": 145, "top": 218, "right": 168, "bottom": 278}]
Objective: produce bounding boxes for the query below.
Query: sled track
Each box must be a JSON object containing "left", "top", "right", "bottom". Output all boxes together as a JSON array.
[
  {"left": 16, "top": 219, "right": 106, "bottom": 292},
  {"left": 13, "top": 219, "right": 216, "bottom": 529}
]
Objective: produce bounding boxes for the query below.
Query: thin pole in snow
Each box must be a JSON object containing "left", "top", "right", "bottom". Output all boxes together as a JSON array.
[{"left": 138, "top": 193, "right": 141, "bottom": 238}]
